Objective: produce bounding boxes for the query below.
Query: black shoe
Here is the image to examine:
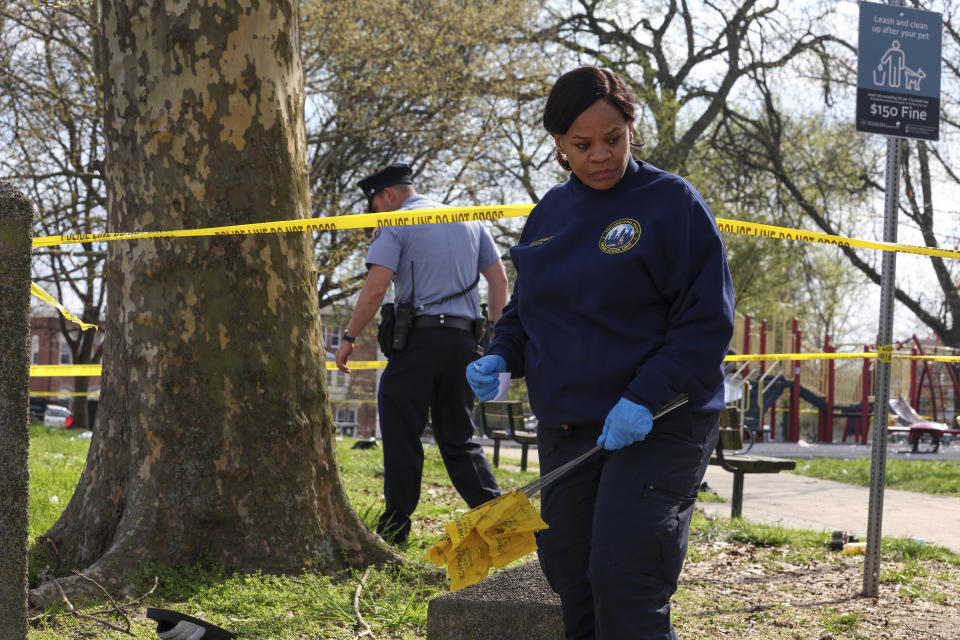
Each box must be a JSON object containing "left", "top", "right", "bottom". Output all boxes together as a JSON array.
[
  {"left": 376, "top": 510, "right": 411, "bottom": 545},
  {"left": 146, "top": 608, "right": 236, "bottom": 639}
]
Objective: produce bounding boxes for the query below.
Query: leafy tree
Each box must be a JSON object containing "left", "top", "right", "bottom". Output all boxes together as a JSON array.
[
  {"left": 300, "top": 0, "right": 554, "bottom": 305},
  {"left": 702, "top": 90, "right": 878, "bottom": 340},
  {"left": 545, "top": 0, "right": 870, "bottom": 341},
  {"left": 0, "top": 3, "right": 105, "bottom": 428},
  {"left": 713, "top": 1, "right": 960, "bottom": 352},
  {"left": 2, "top": 0, "right": 554, "bottom": 340},
  {"left": 28, "top": 0, "right": 399, "bottom": 608},
  {"left": 547, "top": 0, "right": 845, "bottom": 174}
]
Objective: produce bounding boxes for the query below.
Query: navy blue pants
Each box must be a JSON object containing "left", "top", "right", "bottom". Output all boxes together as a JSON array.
[
  {"left": 536, "top": 411, "right": 718, "bottom": 640},
  {"left": 376, "top": 326, "right": 501, "bottom": 542}
]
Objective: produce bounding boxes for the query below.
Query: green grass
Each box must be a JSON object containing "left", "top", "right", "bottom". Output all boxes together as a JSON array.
[
  {"left": 688, "top": 512, "right": 958, "bottom": 566},
  {"left": 23, "top": 428, "right": 960, "bottom": 639},
  {"left": 818, "top": 610, "right": 862, "bottom": 634},
  {"left": 696, "top": 489, "right": 726, "bottom": 503},
  {"left": 27, "top": 424, "right": 91, "bottom": 586},
  {"left": 336, "top": 439, "right": 540, "bottom": 560},
  {"left": 788, "top": 457, "right": 960, "bottom": 496},
  {"left": 26, "top": 431, "right": 542, "bottom": 639},
  {"left": 28, "top": 424, "right": 90, "bottom": 538}
]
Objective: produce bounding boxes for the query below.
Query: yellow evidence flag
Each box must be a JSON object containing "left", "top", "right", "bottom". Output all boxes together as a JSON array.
[{"left": 424, "top": 490, "right": 548, "bottom": 591}]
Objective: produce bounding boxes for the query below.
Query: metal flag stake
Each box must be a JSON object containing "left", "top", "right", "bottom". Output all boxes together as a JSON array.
[{"left": 520, "top": 394, "right": 689, "bottom": 498}]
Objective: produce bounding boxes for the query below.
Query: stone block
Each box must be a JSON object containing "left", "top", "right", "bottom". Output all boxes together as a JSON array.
[{"left": 427, "top": 560, "right": 563, "bottom": 640}]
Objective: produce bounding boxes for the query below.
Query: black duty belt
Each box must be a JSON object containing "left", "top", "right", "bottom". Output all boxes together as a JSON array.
[{"left": 412, "top": 314, "right": 475, "bottom": 333}]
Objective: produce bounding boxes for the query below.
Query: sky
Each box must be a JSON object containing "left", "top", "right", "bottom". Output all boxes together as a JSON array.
[{"left": 12, "top": 0, "right": 960, "bottom": 352}]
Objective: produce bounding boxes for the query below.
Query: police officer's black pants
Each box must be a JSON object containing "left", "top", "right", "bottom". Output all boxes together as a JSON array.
[
  {"left": 376, "top": 326, "right": 501, "bottom": 542},
  {"left": 536, "top": 411, "right": 719, "bottom": 640}
]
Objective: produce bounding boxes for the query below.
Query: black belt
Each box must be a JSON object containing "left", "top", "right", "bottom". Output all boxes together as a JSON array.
[
  {"left": 412, "top": 314, "right": 475, "bottom": 333},
  {"left": 540, "top": 422, "right": 603, "bottom": 432}
]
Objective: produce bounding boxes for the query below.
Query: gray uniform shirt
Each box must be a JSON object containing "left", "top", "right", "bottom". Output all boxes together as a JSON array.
[{"left": 366, "top": 194, "right": 500, "bottom": 319}]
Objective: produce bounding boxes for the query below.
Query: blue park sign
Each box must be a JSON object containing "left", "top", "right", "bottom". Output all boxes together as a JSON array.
[{"left": 857, "top": 2, "right": 942, "bottom": 141}]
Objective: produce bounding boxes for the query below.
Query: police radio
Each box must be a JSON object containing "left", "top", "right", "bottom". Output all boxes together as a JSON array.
[{"left": 391, "top": 261, "right": 415, "bottom": 353}]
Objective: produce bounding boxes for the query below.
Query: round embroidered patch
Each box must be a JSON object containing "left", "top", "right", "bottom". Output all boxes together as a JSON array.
[{"left": 599, "top": 218, "right": 641, "bottom": 254}]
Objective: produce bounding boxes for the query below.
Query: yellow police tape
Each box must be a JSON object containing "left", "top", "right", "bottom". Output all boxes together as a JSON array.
[
  {"left": 725, "top": 353, "right": 876, "bottom": 362},
  {"left": 726, "top": 351, "right": 960, "bottom": 363},
  {"left": 32, "top": 205, "right": 960, "bottom": 262},
  {"left": 30, "top": 391, "right": 99, "bottom": 397},
  {"left": 29, "top": 362, "right": 386, "bottom": 377},
  {"left": 714, "top": 219, "right": 960, "bottom": 260},
  {"left": 30, "top": 365, "right": 103, "bottom": 377},
  {"left": 31, "top": 207, "right": 960, "bottom": 331},
  {"left": 31, "top": 205, "right": 531, "bottom": 248},
  {"left": 887, "top": 354, "right": 960, "bottom": 363},
  {"left": 30, "top": 351, "right": 960, "bottom": 379},
  {"left": 333, "top": 361, "right": 386, "bottom": 370},
  {"left": 30, "top": 283, "right": 98, "bottom": 331}
]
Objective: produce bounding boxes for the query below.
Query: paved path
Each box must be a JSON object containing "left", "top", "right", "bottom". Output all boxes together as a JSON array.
[
  {"left": 699, "top": 466, "right": 960, "bottom": 553},
  {"left": 746, "top": 440, "right": 960, "bottom": 461},
  {"left": 483, "top": 441, "right": 960, "bottom": 553}
]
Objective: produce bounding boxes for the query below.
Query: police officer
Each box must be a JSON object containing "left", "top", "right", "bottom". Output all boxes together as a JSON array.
[
  {"left": 336, "top": 163, "right": 507, "bottom": 544},
  {"left": 467, "top": 68, "right": 735, "bottom": 639}
]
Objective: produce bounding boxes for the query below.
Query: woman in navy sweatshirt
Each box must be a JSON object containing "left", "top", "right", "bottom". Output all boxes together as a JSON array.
[{"left": 467, "top": 66, "right": 735, "bottom": 639}]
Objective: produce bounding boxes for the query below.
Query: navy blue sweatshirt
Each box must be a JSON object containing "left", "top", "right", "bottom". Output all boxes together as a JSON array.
[{"left": 487, "top": 158, "right": 734, "bottom": 424}]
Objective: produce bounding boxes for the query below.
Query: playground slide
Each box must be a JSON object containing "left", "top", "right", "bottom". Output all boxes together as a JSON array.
[
  {"left": 887, "top": 394, "right": 960, "bottom": 452},
  {"left": 888, "top": 394, "right": 927, "bottom": 427}
]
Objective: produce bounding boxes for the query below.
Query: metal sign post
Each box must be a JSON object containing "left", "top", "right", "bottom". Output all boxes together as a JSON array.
[
  {"left": 857, "top": 0, "right": 941, "bottom": 598},
  {"left": 863, "top": 135, "right": 899, "bottom": 598}
]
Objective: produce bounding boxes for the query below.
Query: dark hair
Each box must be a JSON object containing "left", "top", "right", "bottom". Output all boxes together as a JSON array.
[{"left": 543, "top": 66, "right": 639, "bottom": 171}]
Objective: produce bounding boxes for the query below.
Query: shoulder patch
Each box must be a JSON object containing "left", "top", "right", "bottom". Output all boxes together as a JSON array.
[{"left": 599, "top": 219, "right": 641, "bottom": 254}]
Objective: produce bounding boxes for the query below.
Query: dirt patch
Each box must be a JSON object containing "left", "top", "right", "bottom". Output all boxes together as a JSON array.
[{"left": 676, "top": 541, "right": 960, "bottom": 639}]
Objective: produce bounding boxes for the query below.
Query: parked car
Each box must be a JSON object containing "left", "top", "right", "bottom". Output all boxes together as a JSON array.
[
  {"left": 43, "top": 404, "right": 74, "bottom": 428},
  {"left": 30, "top": 398, "right": 50, "bottom": 423}
]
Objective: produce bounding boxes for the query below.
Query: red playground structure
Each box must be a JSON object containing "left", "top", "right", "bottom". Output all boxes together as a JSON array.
[{"left": 727, "top": 313, "right": 960, "bottom": 448}]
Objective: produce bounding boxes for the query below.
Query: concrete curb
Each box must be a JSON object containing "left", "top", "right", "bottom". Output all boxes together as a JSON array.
[{"left": 427, "top": 561, "right": 562, "bottom": 640}]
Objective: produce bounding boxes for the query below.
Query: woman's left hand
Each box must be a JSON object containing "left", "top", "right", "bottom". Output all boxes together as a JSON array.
[
  {"left": 597, "top": 398, "right": 653, "bottom": 450},
  {"left": 465, "top": 354, "right": 506, "bottom": 401}
]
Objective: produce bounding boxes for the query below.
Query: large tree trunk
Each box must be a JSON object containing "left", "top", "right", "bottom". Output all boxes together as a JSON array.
[
  {"left": 30, "top": 0, "right": 397, "bottom": 609},
  {"left": 0, "top": 182, "right": 34, "bottom": 640}
]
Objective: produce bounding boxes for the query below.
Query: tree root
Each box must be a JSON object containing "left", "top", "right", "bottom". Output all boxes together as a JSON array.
[
  {"left": 353, "top": 567, "right": 376, "bottom": 640},
  {"left": 28, "top": 569, "right": 157, "bottom": 634}
]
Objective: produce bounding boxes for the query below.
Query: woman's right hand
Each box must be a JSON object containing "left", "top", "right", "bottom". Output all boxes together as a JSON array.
[{"left": 465, "top": 355, "right": 506, "bottom": 401}]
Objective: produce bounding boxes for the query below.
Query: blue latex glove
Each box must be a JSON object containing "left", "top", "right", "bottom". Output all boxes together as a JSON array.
[
  {"left": 466, "top": 355, "right": 506, "bottom": 401},
  {"left": 597, "top": 398, "right": 653, "bottom": 450}
]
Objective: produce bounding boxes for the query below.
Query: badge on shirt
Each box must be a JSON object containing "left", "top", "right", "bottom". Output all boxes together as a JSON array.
[{"left": 599, "top": 218, "right": 641, "bottom": 254}]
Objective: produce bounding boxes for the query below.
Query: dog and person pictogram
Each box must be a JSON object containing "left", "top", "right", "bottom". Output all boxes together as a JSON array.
[{"left": 873, "top": 40, "right": 927, "bottom": 91}]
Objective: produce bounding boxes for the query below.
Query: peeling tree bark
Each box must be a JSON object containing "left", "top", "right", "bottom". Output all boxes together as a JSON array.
[
  {"left": 0, "top": 182, "right": 34, "bottom": 640},
  {"left": 30, "top": 0, "right": 398, "bottom": 609}
]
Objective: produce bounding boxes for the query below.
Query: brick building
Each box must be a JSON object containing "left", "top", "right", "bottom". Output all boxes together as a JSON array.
[
  {"left": 320, "top": 311, "right": 385, "bottom": 438},
  {"left": 29, "top": 313, "right": 102, "bottom": 397},
  {"left": 31, "top": 304, "right": 381, "bottom": 436}
]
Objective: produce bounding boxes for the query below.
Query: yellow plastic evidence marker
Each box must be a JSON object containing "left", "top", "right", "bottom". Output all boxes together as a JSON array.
[{"left": 424, "top": 490, "right": 549, "bottom": 591}]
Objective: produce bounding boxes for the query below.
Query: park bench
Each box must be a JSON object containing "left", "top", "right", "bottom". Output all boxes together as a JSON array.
[
  {"left": 888, "top": 423, "right": 960, "bottom": 452},
  {"left": 709, "top": 407, "right": 796, "bottom": 518},
  {"left": 476, "top": 400, "right": 537, "bottom": 471},
  {"left": 887, "top": 394, "right": 960, "bottom": 452}
]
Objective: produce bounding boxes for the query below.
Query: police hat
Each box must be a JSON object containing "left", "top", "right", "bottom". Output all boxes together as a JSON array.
[{"left": 357, "top": 163, "right": 414, "bottom": 203}]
